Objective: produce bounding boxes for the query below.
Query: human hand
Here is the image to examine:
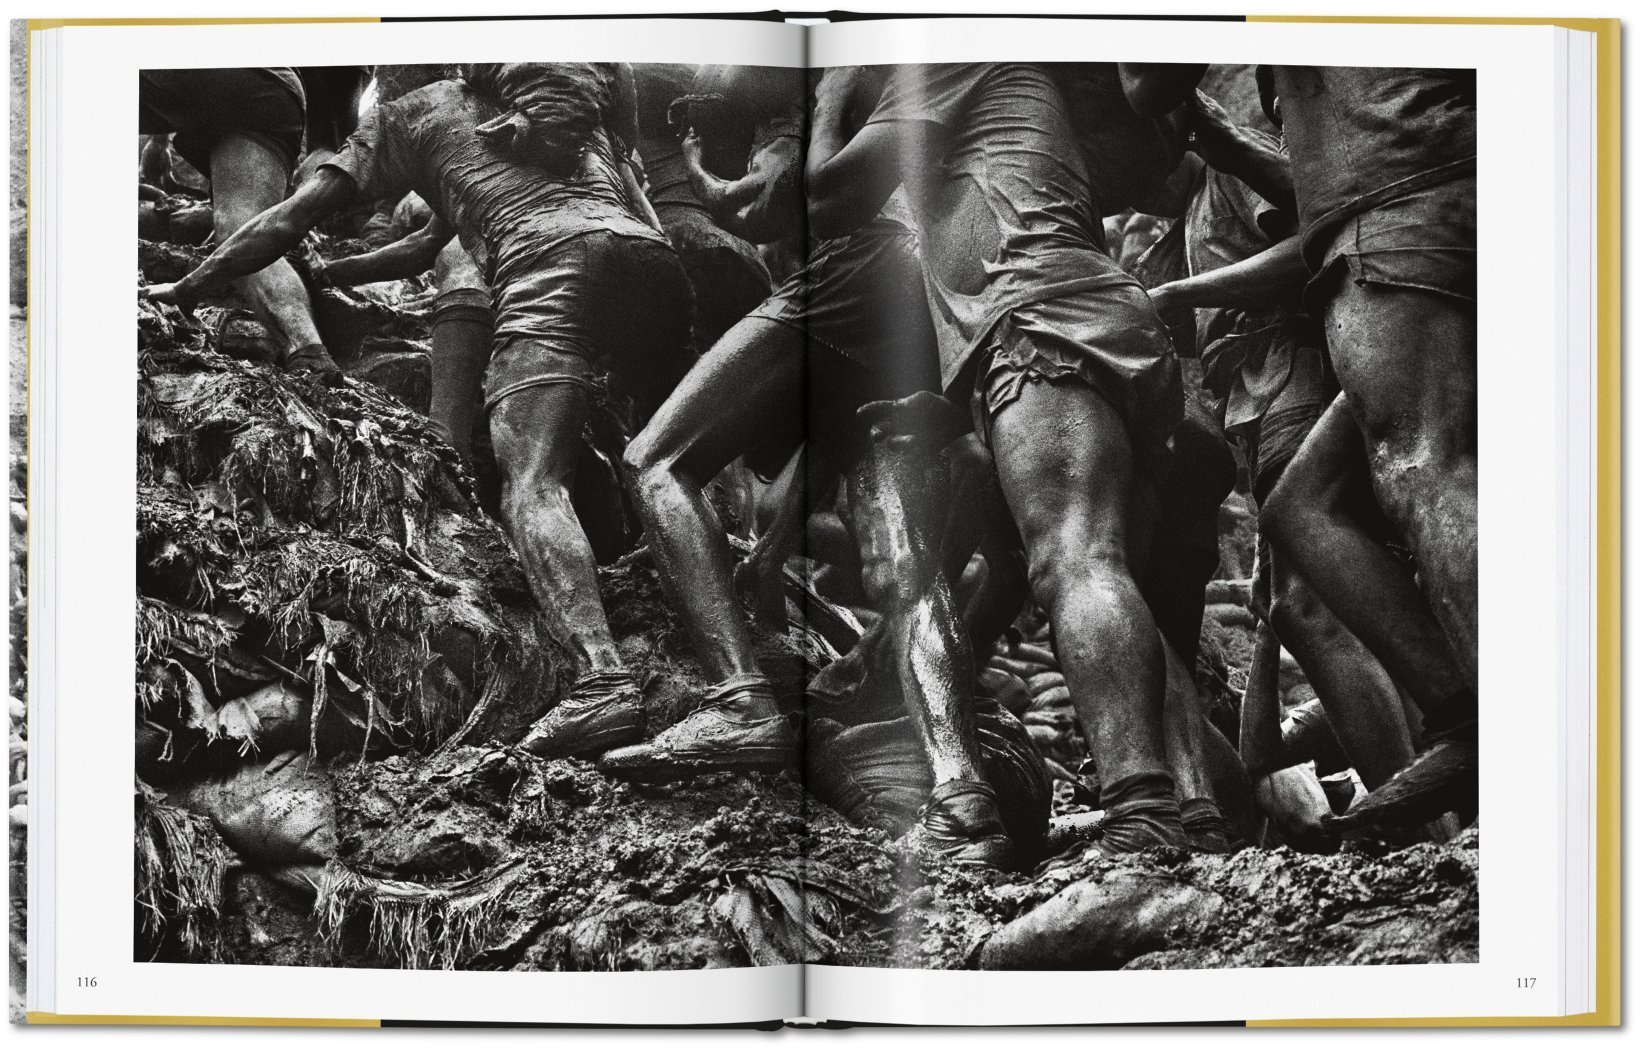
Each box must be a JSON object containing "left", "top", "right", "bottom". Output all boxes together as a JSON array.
[
  {"left": 140, "top": 281, "right": 197, "bottom": 312},
  {"left": 857, "top": 390, "right": 969, "bottom": 456}
]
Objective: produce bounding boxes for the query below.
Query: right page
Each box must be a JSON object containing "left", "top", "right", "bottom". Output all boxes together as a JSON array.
[{"left": 798, "top": 14, "right": 1601, "bottom": 1025}]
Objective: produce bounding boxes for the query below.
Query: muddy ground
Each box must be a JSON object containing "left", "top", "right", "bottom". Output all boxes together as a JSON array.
[{"left": 85, "top": 145, "right": 1487, "bottom": 981}]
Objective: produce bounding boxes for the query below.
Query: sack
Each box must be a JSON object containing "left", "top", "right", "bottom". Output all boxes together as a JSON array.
[{"left": 807, "top": 699, "right": 1050, "bottom": 861}]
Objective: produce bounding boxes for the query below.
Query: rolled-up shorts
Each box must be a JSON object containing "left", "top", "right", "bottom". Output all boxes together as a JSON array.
[
  {"left": 1232, "top": 339, "right": 1338, "bottom": 505},
  {"left": 483, "top": 229, "right": 696, "bottom": 416},
  {"left": 742, "top": 221, "right": 941, "bottom": 472},
  {"left": 1306, "top": 174, "right": 1477, "bottom": 312},
  {"left": 971, "top": 281, "right": 1184, "bottom": 464},
  {"left": 654, "top": 202, "right": 772, "bottom": 348},
  {"left": 138, "top": 68, "right": 305, "bottom": 178}
]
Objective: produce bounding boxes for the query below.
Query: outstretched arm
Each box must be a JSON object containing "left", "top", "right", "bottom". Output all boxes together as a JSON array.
[
  {"left": 322, "top": 213, "right": 456, "bottom": 288},
  {"left": 1149, "top": 235, "right": 1305, "bottom": 319},
  {"left": 1118, "top": 63, "right": 1208, "bottom": 117},
  {"left": 683, "top": 127, "right": 804, "bottom": 245},
  {"left": 145, "top": 169, "right": 357, "bottom": 308}
]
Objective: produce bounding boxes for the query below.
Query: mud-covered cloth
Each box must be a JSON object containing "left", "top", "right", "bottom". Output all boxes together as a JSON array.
[
  {"left": 742, "top": 204, "right": 940, "bottom": 463},
  {"left": 139, "top": 68, "right": 305, "bottom": 177},
  {"left": 656, "top": 202, "right": 772, "bottom": 348},
  {"left": 1183, "top": 144, "right": 1296, "bottom": 358},
  {"left": 806, "top": 698, "right": 1051, "bottom": 861},
  {"left": 634, "top": 63, "right": 704, "bottom": 210},
  {"left": 866, "top": 63, "right": 1179, "bottom": 454},
  {"left": 369, "top": 64, "right": 449, "bottom": 106},
  {"left": 1268, "top": 66, "right": 1476, "bottom": 268},
  {"left": 1308, "top": 175, "right": 1477, "bottom": 309},
  {"left": 970, "top": 284, "right": 1184, "bottom": 460},
  {"left": 1042, "top": 63, "right": 1186, "bottom": 221},
  {"left": 1180, "top": 158, "right": 1334, "bottom": 497},
  {"left": 635, "top": 66, "right": 774, "bottom": 346},
  {"left": 322, "top": 79, "right": 664, "bottom": 291},
  {"left": 461, "top": 62, "right": 640, "bottom": 162},
  {"left": 683, "top": 64, "right": 810, "bottom": 161},
  {"left": 483, "top": 229, "right": 695, "bottom": 414}
]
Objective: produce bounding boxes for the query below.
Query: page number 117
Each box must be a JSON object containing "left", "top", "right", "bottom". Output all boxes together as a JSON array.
[{"left": 1517, "top": 977, "right": 1537, "bottom": 989}]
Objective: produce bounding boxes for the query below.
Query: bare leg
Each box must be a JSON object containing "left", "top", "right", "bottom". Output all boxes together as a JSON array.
[
  {"left": 206, "top": 134, "right": 324, "bottom": 359},
  {"left": 1269, "top": 558, "right": 1416, "bottom": 791},
  {"left": 1161, "top": 640, "right": 1212, "bottom": 803},
  {"left": 428, "top": 241, "right": 491, "bottom": 461},
  {"left": 987, "top": 380, "right": 1182, "bottom": 850},
  {"left": 1266, "top": 395, "right": 1477, "bottom": 830},
  {"left": 1264, "top": 396, "right": 1471, "bottom": 727},
  {"left": 490, "top": 382, "right": 621, "bottom": 675},
  {"left": 1326, "top": 283, "right": 1478, "bottom": 688},
  {"left": 624, "top": 317, "right": 806, "bottom": 683},
  {"left": 850, "top": 444, "right": 985, "bottom": 787},
  {"left": 600, "top": 317, "right": 804, "bottom": 777}
]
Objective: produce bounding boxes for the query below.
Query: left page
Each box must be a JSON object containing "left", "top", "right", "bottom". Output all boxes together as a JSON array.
[{"left": 31, "top": 16, "right": 811, "bottom": 1026}]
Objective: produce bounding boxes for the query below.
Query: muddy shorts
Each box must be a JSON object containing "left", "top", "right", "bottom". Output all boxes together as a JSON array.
[
  {"left": 1226, "top": 338, "right": 1337, "bottom": 505},
  {"left": 741, "top": 221, "right": 941, "bottom": 474},
  {"left": 484, "top": 229, "right": 695, "bottom": 415},
  {"left": 1306, "top": 175, "right": 1477, "bottom": 313},
  {"left": 139, "top": 68, "right": 305, "bottom": 178},
  {"left": 971, "top": 282, "right": 1183, "bottom": 463},
  {"left": 655, "top": 202, "right": 772, "bottom": 348}
]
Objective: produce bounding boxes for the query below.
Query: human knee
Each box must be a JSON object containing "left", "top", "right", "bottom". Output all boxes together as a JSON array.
[{"left": 1025, "top": 531, "right": 1130, "bottom": 612}]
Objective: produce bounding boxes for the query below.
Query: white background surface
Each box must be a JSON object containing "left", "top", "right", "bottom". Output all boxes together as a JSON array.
[{"left": 4, "top": 0, "right": 1632, "bottom": 1043}]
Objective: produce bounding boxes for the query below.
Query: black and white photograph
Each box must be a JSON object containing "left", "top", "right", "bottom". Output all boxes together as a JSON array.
[{"left": 121, "top": 56, "right": 1485, "bottom": 974}]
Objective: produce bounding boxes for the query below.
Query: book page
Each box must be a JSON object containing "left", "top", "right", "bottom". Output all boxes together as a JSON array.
[
  {"left": 36, "top": 16, "right": 811, "bottom": 1026},
  {"left": 799, "top": 15, "right": 1575, "bottom": 1026}
]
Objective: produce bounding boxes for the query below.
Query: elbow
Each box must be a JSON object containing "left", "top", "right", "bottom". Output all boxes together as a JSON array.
[{"left": 806, "top": 188, "right": 862, "bottom": 242}]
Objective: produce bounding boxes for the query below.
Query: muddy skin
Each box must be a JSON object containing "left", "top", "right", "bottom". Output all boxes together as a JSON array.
[
  {"left": 848, "top": 432, "right": 986, "bottom": 788},
  {"left": 208, "top": 134, "right": 326, "bottom": 363},
  {"left": 1326, "top": 283, "right": 1479, "bottom": 690},
  {"left": 427, "top": 241, "right": 491, "bottom": 462},
  {"left": 987, "top": 379, "right": 1181, "bottom": 835},
  {"left": 626, "top": 316, "right": 809, "bottom": 686},
  {"left": 1263, "top": 397, "right": 1472, "bottom": 730},
  {"left": 491, "top": 381, "right": 626, "bottom": 676}
]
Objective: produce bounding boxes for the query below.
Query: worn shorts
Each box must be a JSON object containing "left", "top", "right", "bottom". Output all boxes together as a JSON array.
[
  {"left": 484, "top": 229, "right": 696, "bottom": 415},
  {"left": 749, "top": 220, "right": 939, "bottom": 394},
  {"left": 741, "top": 221, "right": 942, "bottom": 473},
  {"left": 1307, "top": 175, "right": 1477, "bottom": 312},
  {"left": 971, "top": 281, "right": 1184, "bottom": 462},
  {"left": 654, "top": 203, "right": 772, "bottom": 348},
  {"left": 138, "top": 68, "right": 305, "bottom": 178},
  {"left": 1226, "top": 337, "right": 1337, "bottom": 504}
]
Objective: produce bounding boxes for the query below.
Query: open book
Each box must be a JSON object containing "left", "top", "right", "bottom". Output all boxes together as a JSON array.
[{"left": 14, "top": 11, "right": 1619, "bottom": 1028}]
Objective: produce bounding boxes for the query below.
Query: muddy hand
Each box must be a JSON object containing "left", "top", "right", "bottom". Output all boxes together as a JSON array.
[
  {"left": 141, "top": 281, "right": 198, "bottom": 316},
  {"left": 857, "top": 391, "right": 969, "bottom": 457}
]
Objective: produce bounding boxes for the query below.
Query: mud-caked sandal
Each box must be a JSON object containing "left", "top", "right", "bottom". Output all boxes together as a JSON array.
[
  {"left": 599, "top": 673, "right": 794, "bottom": 780},
  {"left": 520, "top": 670, "right": 646, "bottom": 759},
  {"left": 282, "top": 342, "right": 344, "bottom": 385},
  {"left": 908, "top": 778, "right": 1014, "bottom": 870}
]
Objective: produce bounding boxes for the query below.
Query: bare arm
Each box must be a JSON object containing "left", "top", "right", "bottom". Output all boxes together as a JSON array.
[
  {"left": 1118, "top": 63, "right": 1208, "bottom": 117},
  {"left": 145, "top": 169, "right": 357, "bottom": 308},
  {"left": 619, "top": 153, "right": 665, "bottom": 234},
  {"left": 323, "top": 213, "right": 455, "bottom": 287},
  {"left": 683, "top": 128, "right": 804, "bottom": 244},
  {"left": 1150, "top": 235, "right": 1305, "bottom": 318}
]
